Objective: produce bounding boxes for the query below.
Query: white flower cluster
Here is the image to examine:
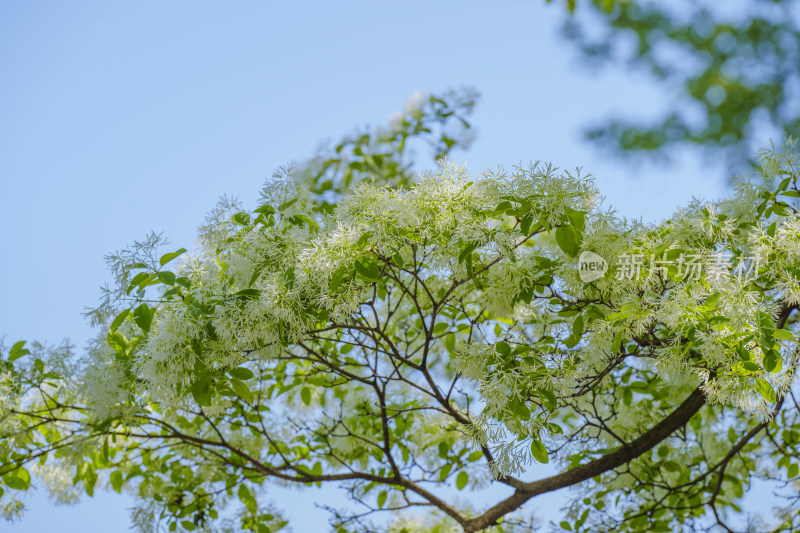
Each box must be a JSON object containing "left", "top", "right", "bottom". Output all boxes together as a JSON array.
[{"left": 133, "top": 162, "right": 597, "bottom": 410}]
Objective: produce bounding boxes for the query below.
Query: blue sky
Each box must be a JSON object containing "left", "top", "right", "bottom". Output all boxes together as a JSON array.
[{"left": 0, "top": 1, "right": 735, "bottom": 531}]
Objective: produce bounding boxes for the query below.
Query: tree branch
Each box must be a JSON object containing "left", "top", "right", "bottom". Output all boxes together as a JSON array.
[{"left": 463, "top": 386, "right": 707, "bottom": 532}]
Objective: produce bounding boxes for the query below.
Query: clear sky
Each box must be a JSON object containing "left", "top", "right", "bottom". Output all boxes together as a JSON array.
[{"left": 0, "top": 1, "right": 735, "bottom": 531}]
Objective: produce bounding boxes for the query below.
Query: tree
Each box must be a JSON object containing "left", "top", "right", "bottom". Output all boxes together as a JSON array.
[
  {"left": 2, "top": 89, "right": 800, "bottom": 533},
  {"left": 563, "top": 0, "right": 800, "bottom": 171}
]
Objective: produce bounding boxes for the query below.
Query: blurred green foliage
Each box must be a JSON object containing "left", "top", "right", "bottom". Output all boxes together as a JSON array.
[
  {"left": 563, "top": 0, "right": 800, "bottom": 169},
  {"left": 295, "top": 87, "right": 479, "bottom": 208}
]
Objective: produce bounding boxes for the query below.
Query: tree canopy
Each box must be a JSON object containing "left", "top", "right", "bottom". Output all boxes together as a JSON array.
[
  {"left": 564, "top": 0, "right": 800, "bottom": 170},
  {"left": 2, "top": 90, "right": 800, "bottom": 533}
]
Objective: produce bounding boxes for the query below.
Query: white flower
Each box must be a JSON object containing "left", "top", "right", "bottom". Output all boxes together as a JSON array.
[{"left": 403, "top": 90, "right": 427, "bottom": 118}]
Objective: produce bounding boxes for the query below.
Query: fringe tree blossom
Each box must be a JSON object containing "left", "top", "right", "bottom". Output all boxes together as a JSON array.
[{"left": 4, "top": 92, "right": 800, "bottom": 532}]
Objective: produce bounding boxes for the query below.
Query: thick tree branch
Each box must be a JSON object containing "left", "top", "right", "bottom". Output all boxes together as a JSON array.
[{"left": 463, "top": 386, "right": 707, "bottom": 532}]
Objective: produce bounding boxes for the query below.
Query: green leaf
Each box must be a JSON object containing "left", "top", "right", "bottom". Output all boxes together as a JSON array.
[
  {"left": 456, "top": 471, "right": 468, "bottom": 490},
  {"left": 465, "top": 253, "right": 474, "bottom": 278},
  {"left": 102, "top": 438, "right": 109, "bottom": 462},
  {"left": 494, "top": 200, "right": 512, "bottom": 213},
  {"left": 229, "top": 367, "right": 254, "bottom": 380},
  {"left": 560, "top": 521, "right": 573, "bottom": 531},
  {"left": 4, "top": 467, "right": 30, "bottom": 490},
  {"left": 157, "top": 271, "right": 176, "bottom": 285},
  {"left": 107, "top": 331, "right": 127, "bottom": 354},
  {"left": 763, "top": 349, "right": 780, "bottom": 373},
  {"left": 444, "top": 333, "right": 456, "bottom": 353},
  {"left": 520, "top": 213, "right": 534, "bottom": 236},
  {"left": 110, "top": 308, "right": 131, "bottom": 332},
  {"left": 392, "top": 250, "right": 404, "bottom": 268},
  {"left": 231, "top": 212, "right": 251, "bottom": 226},
  {"left": 758, "top": 311, "right": 775, "bottom": 337},
  {"left": 467, "top": 450, "right": 483, "bottom": 462},
  {"left": 701, "top": 292, "right": 721, "bottom": 311},
  {"left": 458, "top": 242, "right": 478, "bottom": 264},
  {"left": 496, "top": 341, "right": 511, "bottom": 356},
  {"left": 736, "top": 344, "right": 751, "bottom": 361},
  {"left": 741, "top": 361, "right": 760, "bottom": 372},
  {"left": 665, "top": 248, "right": 683, "bottom": 261},
  {"left": 301, "top": 387, "right": 311, "bottom": 406},
  {"left": 159, "top": 248, "right": 187, "bottom": 267},
  {"left": 663, "top": 460, "right": 680, "bottom": 472},
  {"left": 568, "top": 209, "right": 586, "bottom": 231},
  {"left": 133, "top": 303, "right": 154, "bottom": 333},
  {"left": 238, "top": 484, "right": 256, "bottom": 511},
  {"left": 438, "top": 442, "right": 449, "bottom": 459},
  {"left": 576, "top": 509, "right": 589, "bottom": 529},
  {"left": 564, "top": 333, "right": 580, "bottom": 348},
  {"left": 555, "top": 226, "right": 580, "bottom": 257},
  {"left": 788, "top": 463, "right": 799, "bottom": 479},
  {"left": 110, "top": 471, "right": 124, "bottom": 493},
  {"left": 277, "top": 198, "right": 298, "bottom": 211},
  {"left": 377, "top": 490, "right": 387, "bottom": 508},
  {"left": 127, "top": 271, "right": 151, "bottom": 293},
  {"left": 191, "top": 379, "right": 212, "bottom": 407},
  {"left": 354, "top": 259, "right": 380, "bottom": 281},
  {"left": 232, "top": 288, "right": 261, "bottom": 300},
  {"left": 611, "top": 331, "right": 624, "bottom": 353},
  {"left": 8, "top": 341, "right": 30, "bottom": 362},
  {"left": 328, "top": 266, "right": 348, "bottom": 291},
  {"left": 756, "top": 378, "right": 777, "bottom": 404},
  {"left": 230, "top": 378, "right": 255, "bottom": 404},
  {"left": 530, "top": 439, "right": 549, "bottom": 463},
  {"left": 539, "top": 389, "right": 557, "bottom": 411},
  {"left": 767, "top": 221, "right": 777, "bottom": 238},
  {"left": 572, "top": 316, "right": 584, "bottom": 337},
  {"left": 513, "top": 401, "right": 531, "bottom": 421},
  {"left": 773, "top": 329, "right": 794, "bottom": 341}
]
